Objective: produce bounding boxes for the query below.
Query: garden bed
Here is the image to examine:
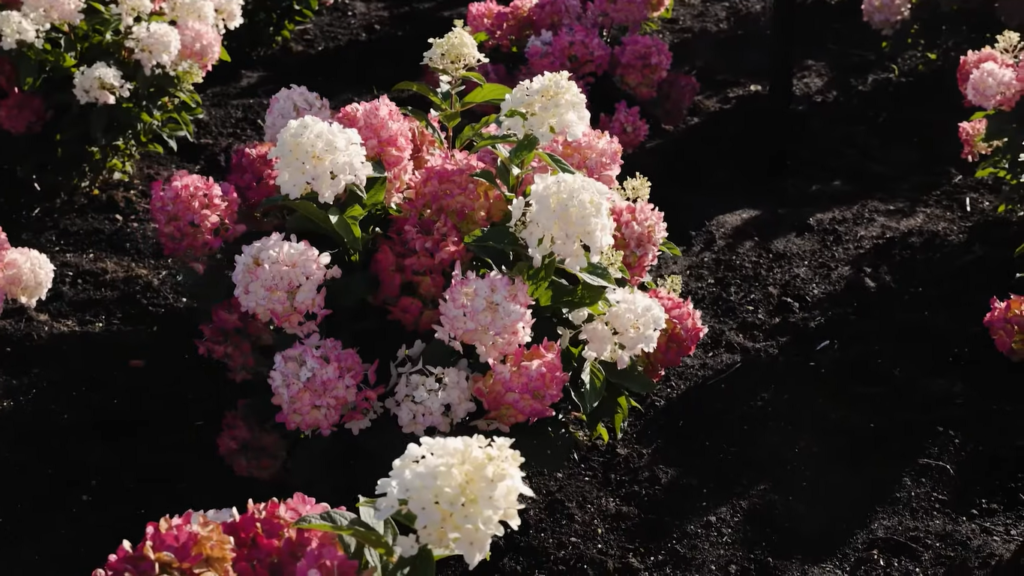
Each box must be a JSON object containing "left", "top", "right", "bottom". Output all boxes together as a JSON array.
[{"left": 2, "top": 0, "right": 1023, "bottom": 574}]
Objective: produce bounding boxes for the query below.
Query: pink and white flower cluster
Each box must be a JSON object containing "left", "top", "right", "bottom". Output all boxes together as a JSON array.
[
  {"left": 861, "top": 0, "right": 911, "bottom": 34},
  {"left": 611, "top": 181, "right": 668, "bottom": 284},
  {"left": 196, "top": 297, "right": 274, "bottom": 382},
  {"left": 92, "top": 493, "right": 363, "bottom": 576},
  {"left": 577, "top": 286, "right": 667, "bottom": 368},
  {"left": 472, "top": 339, "right": 567, "bottom": 431},
  {"left": 263, "top": 84, "right": 333, "bottom": 144},
  {"left": 0, "top": 225, "right": 55, "bottom": 316},
  {"left": 640, "top": 286, "right": 707, "bottom": 380},
  {"left": 957, "top": 33, "right": 1024, "bottom": 112},
  {"left": 385, "top": 340, "right": 478, "bottom": 435},
  {"left": 334, "top": 95, "right": 419, "bottom": 204},
  {"left": 984, "top": 294, "right": 1024, "bottom": 361},
  {"left": 226, "top": 141, "right": 280, "bottom": 209},
  {"left": 268, "top": 335, "right": 382, "bottom": 436}
]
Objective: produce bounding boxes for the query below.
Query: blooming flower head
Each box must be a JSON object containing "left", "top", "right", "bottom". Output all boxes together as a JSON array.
[
  {"left": 958, "top": 118, "right": 1002, "bottom": 162},
  {"left": 529, "top": 0, "right": 582, "bottom": 30},
  {"left": 518, "top": 172, "right": 616, "bottom": 271},
  {"left": 164, "top": 0, "right": 216, "bottom": 27},
  {"left": 217, "top": 400, "right": 288, "bottom": 479},
  {"left": 264, "top": 84, "right": 333, "bottom": 143},
  {"left": 385, "top": 340, "right": 478, "bottom": 435},
  {"left": 211, "top": 0, "right": 244, "bottom": 31},
  {"left": 0, "top": 88, "right": 47, "bottom": 135},
  {"left": 227, "top": 141, "right": 280, "bottom": 208},
  {"left": 0, "top": 11, "right": 43, "bottom": 50},
  {"left": 334, "top": 95, "right": 415, "bottom": 204},
  {"left": 269, "top": 115, "right": 373, "bottom": 204},
  {"left": 422, "top": 21, "right": 488, "bottom": 78},
  {"left": 598, "top": 100, "right": 649, "bottom": 153},
  {"left": 579, "top": 286, "right": 667, "bottom": 368},
  {"left": 0, "top": 227, "right": 9, "bottom": 254},
  {"left": 196, "top": 297, "right": 274, "bottom": 382},
  {"left": 20, "top": 0, "right": 85, "bottom": 25},
  {"left": 966, "top": 60, "right": 1022, "bottom": 111},
  {"left": 472, "top": 339, "right": 567, "bottom": 431},
  {"left": 150, "top": 170, "right": 245, "bottom": 269},
  {"left": 373, "top": 435, "right": 534, "bottom": 569},
  {"left": 0, "top": 246, "right": 54, "bottom": 310},
  {"left": 525, "top": 24, "right": 611, "bottom": 88},
  {"left": 611, "top": 192, "right": 667, "bottom": 284},
  {"left": 957, "top": 48, "right": 1016, "bottom": 106},
  {"left": 540, "top": 127, "right": 623, "bottom": 187},
  {"left": 73, "top": 62, "right": 131, "bottom": 105},
  {"left": 984, "top": 295, "right": 1024, "bottom": 361},
  {"left": 435, "top": 264, "right": 535, "bottom": 362},
  {"left": 269, "top": 335, "right": 382, "bottom": 436},
  {"left": 655, "top": 71, "right": 699, "bottom": 127},
  {"left": 115, "top": 0, "right": 153, "bottom": 27},
  {"left": 175, "top": 22, "right": 221, "bottom": 74},
  {"left": 588, "top": 0, "right": 650, "bottom": 30},
  {"left": 612, "top": 34, "right": 672, "bottom": 101},
  {"left": 501, "top": 70, "right": 590, "bottom": 145},
  {"left": 640, "top": 287, "right": 706, "bottom": 380},
  {"left": 231, "top": 232, "right": 342, "bottom": 336},
  {"left": 126, "top": 22, "right": 181, "bottom": 75},
  {"left": 467, "top": 0, "right": 535, "bottom": 51},
  {"left": 862, "top": 0, "right": 911, "bottom": 34}
]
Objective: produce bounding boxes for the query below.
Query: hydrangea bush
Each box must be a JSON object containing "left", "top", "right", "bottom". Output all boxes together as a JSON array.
[
  {"left": 175, "top": 24, "right": 706, "bottom": 452},
  {"left": 461, "top": 0, "right": 698, "bottom": 154},
  {"left": 0, "top": 225, "right": 55, "bottom": 316},
  {"left": 0, "top": 0, "right": 238, "bottom": 188}
]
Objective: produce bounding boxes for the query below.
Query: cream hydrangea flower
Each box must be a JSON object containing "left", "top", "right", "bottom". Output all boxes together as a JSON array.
[
  {"left": 0, "top": 247, "right": 55, "bottom": 309},
  {"left": 422, "top": 21, "right": 488, "bottom": 78},
  {"left": 0, "top": 11, "right": 43, "bottom": 50},
  {"left": 578, "top": 286, "right": 667, "bottom": 368},
  {"left": 268, "top": 116, "right": 374, "bottom": 204},
  {"left": 500, "top": 70, "right": 590, "bottom": 145},
  {"left": 126, "top": 22, "right": 182, "bottom": 75},
  {"left": 73, "top": 62, "right": 131, "bottom": 105}
]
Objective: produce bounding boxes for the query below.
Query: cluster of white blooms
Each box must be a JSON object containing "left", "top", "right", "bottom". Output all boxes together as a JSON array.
[
  {"left": 374, "top": 435, "right": 533, "bottom": 569},
  {"left": 20, "top": 0, "right": 85, "bottom": 26},
  {"left": 211, "top": 0, "right": 244, "bottom": 31},
  {"left": 0, "top": 11, "right": 43, "bottom": 50},
  {"left": 263, "top": 85, "right": 333, "bottom": 143},
  {"left": 126, "top": 22, "right": 181, "bottom": 75},
  {"left": 994, "top": 30, "right": 1024, "bottom": 59},
  {"left": 165, "top": 0, "right": 217, "bottom": 26},
  {"left": 615, "top": 173, "right": 652, "bottom": 203},
  {"left": 115, "top": 0, "right": 154, "bottom": 27},
  {"left": 384, "top": 341, "right": 478, "bottom": 436},
  {"left": 268, "top": 116, "right": 373, "bottom": 204},
  {"left": 0, "top": 247, "right": 56, "bottom": 310},
  {"left": 422, "top": 21, "right": 488, "bottom": 78},
  {"left": 517, "top": 172, "right": 616, "bottom": 272},
  {"left": 578, "top": 287, "right": 667, "bottom": 368},
  {"left": 500, "top": 70, "right": 590, "bottom": 145},
  {"left": 73, "top": 62, "right": 131, "bottom": 105}
]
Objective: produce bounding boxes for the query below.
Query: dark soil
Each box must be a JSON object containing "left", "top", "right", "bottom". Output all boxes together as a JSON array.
[{"left": 2, "top": 0, "right": 1023, "bottom": 574}]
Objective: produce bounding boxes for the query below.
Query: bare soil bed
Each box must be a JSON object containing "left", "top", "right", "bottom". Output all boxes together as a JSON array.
[{"left": 1, "top": 0, "right": 1022, "bottom": 574}]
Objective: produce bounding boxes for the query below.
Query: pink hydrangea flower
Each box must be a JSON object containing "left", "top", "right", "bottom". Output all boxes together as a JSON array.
[
  {"left": 543, "top": 127, "right": 624, "bottom": 187},
  {"left": 611, "top": 195, "right": 667, "bottom": 283},
  {"left": 150, "top": 170, "right": 245, "bottom": 272},
  {"left": 232, "top": 232, "right": 342, "bottom": 336},
  {"left": 958, "top": 117, "right": 1002, "bottom": 162},
  {"left": 965, "top": 60, "right": 1022, "bottom": 111},
  {"left": 589, "top": 0, "right": 650, "bottom": 30},
  {"left": 640, "top": 288, "right": 707, "bottom": 380},
  {"left": 646, "top": 0, "right": 670, "bottom": 16},
  {"left": 468, "top": 0, "right": 537, "bottom": 51},
  {"left": 598, "top": 100, "right": 649, "bottom": 153},
  {"left": 957, "top": 48, "right": 1015, "bottom": 106},
  {"left": 268, "top": 335, "right": 382, "bottom": 436},
  {"left": 612, "top": 34, "right": 672, "bottom": 101},
  {"left": 196, "top": 297, "right": 274, "bottom": 382},
  {"left": 472, "top": 339, "right": 567, "bottom": 431},
  {"left": 530, "top": 0, "right": 583, "bottom": 30},
  {"left": 655, "top": 71, "right": 699, "bottom": 127},
  {"left": 264, "top": 85, "right": 332, "bottom": 144},
  {"left": 334, "top": 95, "right": 415, "bottom": 204},
  {"left": 984, "top": 295, "right": 1024, "bottom": 361},
  {"left": 862, "top": 0, "right": 911, "bottom": 34},
  {"left": 92, "top": 511, "right": 235, "bottom": 576},
  {"left": 217, "top": 400, "right": 288, "bottom": 479},
  {"left": 227, "top": 142, "right": 280, "bottom": 209},
  {"left": 296, "top": 545, "right": 362, "bottom": 575},
  {"left": 0, "top": 245, "right": 54, "bottom": 312},
  {"left": 525, "top": 24, "right": 611, "bottom": 88},
  {"left": 0, "top": 89, "right": 46, "bottom": 135},
  {"left": 435, "top": 264, "right": 534, "bottom": 362},
  {"left": 176, "top": 22, "right": 222, "bottom": 74}
]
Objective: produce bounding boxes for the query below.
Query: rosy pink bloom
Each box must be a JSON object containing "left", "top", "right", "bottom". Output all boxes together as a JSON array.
[
  {"left": 958, "top": 118, "right": 1001, "bottom": 162},
  {"left": 196, "top": 298, "right": 274, "bottom": 382},
  {"left": 655, "top": 71, "right": 699, "bottom": 127},
  {"left": 150, "top": 170, "right": 245, "bottom": 272},
  {"left": 612, "top": 34, "right": 672, "bottom": 101},
  {"left": 611, "top": 195, "right": 667, "bottom": 283},
  {"left": 227, "top": 142, "right": 280, "bottom": 209},
  {"left": 640, "top": 288, "right": 707, "bottom": 380},
  {"left": 965, "top": 60, "right": 1022, "bottom": 111},
  {"left": 0, "top": 226, "right": 9, "bottom": 254},
  {"left": 93, "top": 511, "right": 235, "bottom": 576},
  {"left": 295, "top": 544, "right": 362, "bottom": 575},
  {"left": 217, "top": 401, "right": 288, "bottom": 480},
  {"left": 469, "top": 0, "right": 536, "bottom": 51},
  {"left": 984, "top": 295, "right": 1024, "bottom": 361},
  {"left": 467, "top": 0, "right": 505, "bottom": 41},
  {"left": 589, "top": 0, "right": 650, "bottom": 30},
  {"left": 0, "top": 89, "right": 47, "bottom": 135},
  {"left": 862, "top": 0, "right": 911, "bottom": 34},
  {"left": 334, "top": 95, "right": 415, "bottom": 204},
  {"left": 530, "top": 0, "right": 583, "bottom": 30},
  {"left": 435, "top": 263, "right": 535, "bottom": 363},
  {"left": 598, "top": 100, "right": 649, "bottom": 153},
  {"left": 525, "top": 25, "right": 611, "bottom": 89},
  {"left": 268, "top": 335, "right": 382, "bottom": 436},
  {"left": 176, "top": 22, "right": 221, "bottom": 74},
  {"left": 958, "top": 48, "right": 1015, "bottom": 106},
  {"left": 472, "top": 339, "right": 567, "bottom": 431},
  {"left": 646, "top": 0, "right": 670, "bottom": 16},
  {"left": 543, "top": 127, "right": 624, "bottom": 187}
]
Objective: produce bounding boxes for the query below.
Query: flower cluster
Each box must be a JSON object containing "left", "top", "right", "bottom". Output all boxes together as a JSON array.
[
  {"left": 610, "top": 185, "right": 668, "bottom": 284},
  {"left": 640, "top": 285, "right": 707, "bottom": 380},
  {"left": 612, "top": 33, "right": 672, "bottom": 101},
  {"left": 472, "top": 339, "right": 567, "bottom": 431},
  {"left": 984, "top": 294, "right": 1024, "bottom": 361},
  {"left": 599, "top": 100, "right": 649, "bottom": 153},
  {"left": 231, "top": 232, "right": 342, "bottom": 336},
  {"left": 525, "top": 25, "right": 611, "bottom": 89},
  {"left": 263, "top": 84, "right": 333, "bottom": 144},
  {"left": 957, "top": 36, "right": 1024, "bottom": 111},
  {"left": 422, "top": 21, "right": 489, "bottom": 78},
  {"left": 217, "top": 400, "right": 288, "bottom": 479},
  {"left": 72, "top": 62, "right": 131, "bottom": 105},
  {"left": 196, "top": 297, "right": 274, "bottom": 382},
  {"left": 268, "top": 335, "right": 382, "bottom": 436},
  {"left": 861, "top": 0, "right": 911, "bottom": 34},
  {"left": 385, "top": 340, "right": 478, "bottom": 435},
  {"left": 958, "top": 118, "right": 1003, "bottom": 162},
  {"left": 226, "top": 141, "right": 280, "bottom": 209},
  {"left": 0, "top": 226, "right": 55, "bottom": 315},
  {"left": 150, "top": 170, "right": 245, "bottom": 271},
  {"left": 334, "top": 95, "right": 417, "bottom": 204},
  {"left": 0, "top": 59, "right": 46, "bottom": 135},
  {"left": 578, "top": 286, "right": 667, "bottom": 368},
  {"left": 373, "top": 435, "right": 533, "bottom": 569},
  {"left": 92, "top": 493, "right": 360, "bottom": 576},
  {"left": 269, "top": 115, "right": 373, "bottom": 204},
  {"left": 467, "top": 0, "right": 536, "bottom": 51},
  {"left": 500, "top": 70, "right": 590, "bottom": 145}
]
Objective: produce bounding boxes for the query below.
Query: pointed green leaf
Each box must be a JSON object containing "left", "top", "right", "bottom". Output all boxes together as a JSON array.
[
  {"left": 659, "top": 239, "right": 682, "bottom": 256},
  {"left": 282, "top": 200, "right": 347, "bottom": 245},
  {"left": 537, "top": 151, "right": 577, "bottom": 175},
  {"left": 392, "top": 81, "right": 445, "bottom": 108},
  {"left": 462, "top": 83, "right": 511, "bottom": 105},
  {"left": 219, "top": 46, "right": 231, "bottom": 61},
  {"left": 603, "top": 362, "right": 657, "bottom": 394}
]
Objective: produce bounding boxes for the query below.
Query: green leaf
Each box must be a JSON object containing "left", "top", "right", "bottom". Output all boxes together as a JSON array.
[
  {"left": 574, "top": 262, "right": 617, "bottom": 288},
  {"left": 603, "top": 362, "right": 657, "bottom": 394},
  {"left": 969, "top": 110, "right": 996, "bottom": 121},
  {"left": 613, "top": 394, "right": 628, "bottom": 438},
  {"left": 393, "top": 81, "right": 445, "bottom": 108},
  {"left": 537, "top": 151, "right": 577, "bottom": 175},
  {"left": 509, "top": 133, "right": 540, "bottom": 168},
  {"left": 659, "top": 239, "right": 682, "bottom": 256},
  {"left": 294, "top": 510, "right": 394, "bottom": 556},
  {"left": 385, "top": 544, "right": 436, "bottom": 576},
  {"left": 466, "top": 224, "right": 523, "bottom": 253},
  {"left": 1014, "top": 242, "right": 1024, "bottom": 258},
  {"left": 523, "top": 254, "right": 557, "bottom": 306},
  {"left": 571, "top": 359, "right": 606, "bottom": 414},
  {"left": 468, "top": 134, "right": 519, "bottom": 153},
  {"left": 462, "top": 83, "right": 511, "bottom": 106},
  {"left": 592, "top": 422, "right": 609, "bottom": 443},
  {"left": 219, "top": 46, "right": 231, "bottom": 61},
  {"left": 364, "top": 176, "right": 387, "bottom": 208},
  {"left": 549, "top": 281, "right": 605, "bottom": 310},
  {"left": 470, "top": 169, "right": 503, "bottom": 192},
  {"left": 328, "top": 204, "right": 364, "bottom": 254},
  {"left": 456, "top": 114, "right": 499, "bottom": 149},
  {"left": 282, "top": 199, "right": 347, "bottom": 246},
  {"left": 439, "top": 109, "right": 461, "bottom": 130},
  {"left": 461, "top": 71, "right": 487, "bottom": 85}
]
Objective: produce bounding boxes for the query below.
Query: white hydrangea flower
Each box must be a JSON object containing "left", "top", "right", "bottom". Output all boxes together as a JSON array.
[
  {"left": 0, "top": 11, "right": 43, "bottom": 50},
  {"left": 211, "top": 0, "right": 244, "bottom": 31},
  {"left": 384, "top": 341, "right": 478, "bottom": 436},
  {"left": 617, "top": 173, "right": 652, "bottom": 203},
  {"left": 263, "top": 84, "right": 333, "bottom": 143},
  {"left": 73, "top": 62, "right": 131, "bottom": 105},
  {"left": 126, "top": 22, "right": 181, "bottom": 75},
  {"left": 115, "top": 0, "right": 153, "bottom": 27},
  {"left": 165, "top": 0, "right": 217, "bottom": 27},
  {"left": 518, "top": 172, "right": 616, "bottom": 272},
  {"left": 268, "top": 116, "right": 373, "bottom": 204},
  {"left": 0, "top": 247, "right": 55, "bottom": 309},
  {"left": 579, "top": 287, "right": 667, "bottom": 368},
  {"left": 195, "top": 507, "right": 239, "bottom": 524},
  {"left": 500, "top": 70, "right": 590, "bottom": 145},
  {"left": 422, "top": 21, "right": 488, "bottom": 78},
  {"left": 994, "top": 30, "right": 1023, "bottom": 59},
  {"left": 20, "top": 0, "right": 85, "bottom": 25},
  {"left": 374, "top": 435, "right": 533, "bottom": 569}
]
